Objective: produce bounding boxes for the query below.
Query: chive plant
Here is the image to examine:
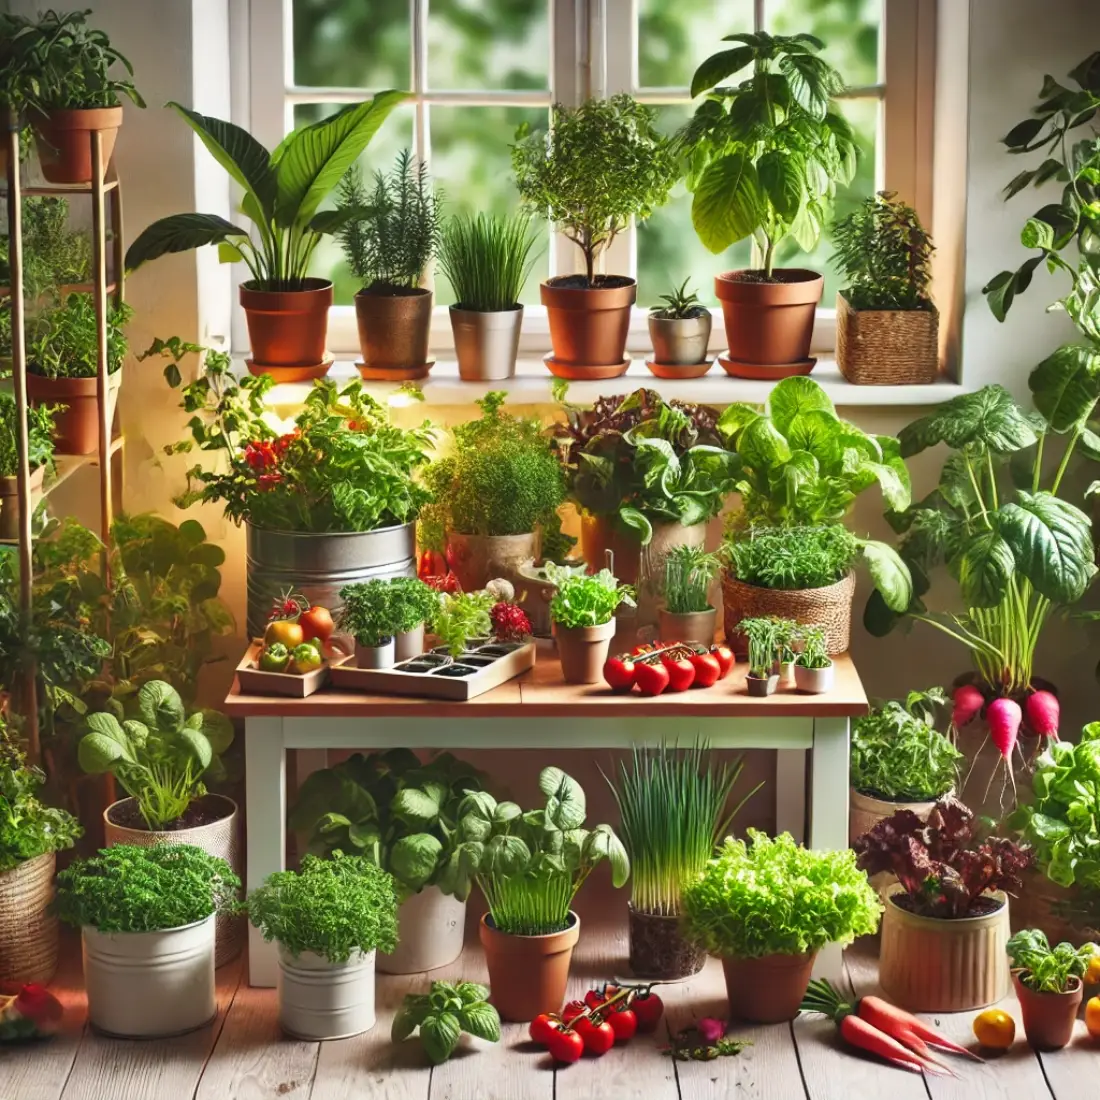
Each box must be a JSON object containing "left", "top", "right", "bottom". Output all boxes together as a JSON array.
[
  {"left": 438, "top": 212, "right": 540, "bottom": 312},
  {"left": 663, "top": 545, "right": 719, "bottom": 614},
  {"left": 603, "top": 744, "right": 761, "bottom": 917}
]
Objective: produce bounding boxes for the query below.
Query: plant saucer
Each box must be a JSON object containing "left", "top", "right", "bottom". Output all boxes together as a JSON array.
[
  {"left": 354, "top": 360, "right": 435, "bottom": 382},
  {"left": 542, "top": 354, "right": 631, "bottom": 380},
  {"left": 717, "top": 354, "right": 816, "bottom": 380},
  {"left": 245, "top": 357, "right": 334, "bottom": 383},
  {"left": 644, "top": 358, "right": 714, "bottom": 379}
]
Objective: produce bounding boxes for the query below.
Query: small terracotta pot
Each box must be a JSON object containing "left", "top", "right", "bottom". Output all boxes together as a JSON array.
[
  {"left": 447, "top": 531, "right": 539, "bottom": 593},
  {"left": 541, "top": 276, "right": 636, "bottom": 369},
  {"left": 240, "top": 279, "right": 332, "bottom": 371},
  {"left": 26, "top": 369, "right": 122, "bottom": 455},
  {"left": 627, "top": 905, "right": 705, "bottom": 981},
  {"left": 745, "top": 674, "right": 778, "bottom": 697},
  {"left": 479, "top": 911, "right": 580, "bottom": 1022},
  {"left": 33, "top": 106, "right": 123, "bottom": 184},
  {"left": 1013, "top": 971, "right": 1083, "bottom": 1051},
  {"left": 715, "top": 269, "right": 823, "bottom": 370},
  {"left": 657, "top": 607, "right": 717, "bottom": 647},
  {"left": 721, "top": 952, "right": 817, "bottom": 1023},
  {"left": 355, "top": 287, "right": 433, "bottom": 372},
  {"left": 554, "top": 619, "right": 616, "bottom": 683},
  {"left": 0, "top": 466, "right": 45, "bottom": 541}
]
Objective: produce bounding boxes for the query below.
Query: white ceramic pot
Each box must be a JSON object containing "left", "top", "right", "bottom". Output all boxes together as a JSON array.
[
  {"left": 278, "top": 946, "right": 376, "bottom": 1040},
  {"left": 794, "top": 662, "right": 835, "bottom": 693},
  {"left": 82, "top": 915, "right": 216, "bottom": 1037},
  {"left": 356, "top": 638, "right": 395, "bottom": 669},
  {"left": 378, "top": 887, "right": 467, "bottom": 975},
  {"left": 394, "top": 623, "right": 426, "bottom": 662}
]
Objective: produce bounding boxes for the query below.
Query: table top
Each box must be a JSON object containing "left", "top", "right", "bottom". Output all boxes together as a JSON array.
[{"left": 223, "top": 651, "right": 869, "bottom": 720}]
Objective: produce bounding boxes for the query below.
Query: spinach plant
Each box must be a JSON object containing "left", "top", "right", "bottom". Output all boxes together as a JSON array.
[
  {"left": 1007, "top": 928, "right": 1097, "bottom": 993},
  {"left": 547, "top": 565, "right": 635, "bottom": 629},
  {"left": 392, "top": 980, "right": 501, "bottom": 1064}
]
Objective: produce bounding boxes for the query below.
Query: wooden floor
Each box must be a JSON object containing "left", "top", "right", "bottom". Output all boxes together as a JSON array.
[{"left": 3, "top": 907, "right": 1096, "bottom": 1100}]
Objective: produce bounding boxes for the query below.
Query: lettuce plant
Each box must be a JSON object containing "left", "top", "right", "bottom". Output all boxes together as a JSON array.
[
  {"left": 547, "top": 565, "right": 634, "bottom": 629},
  {"left": 681, "top": 830, "right": 880, "bottom": 958},
  {"left": 392, "top": 980, "right": 501, "bottom": 1064},
  {"left": 853, "top": 795, "right": 1033, "bottom": 919},
  {"left": 1007, "top": 928, "right": 1098, "bottom": 993}
]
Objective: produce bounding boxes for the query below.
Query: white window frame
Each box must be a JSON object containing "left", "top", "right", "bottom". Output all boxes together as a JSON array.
[{"left": 238, "top": 0, "right": 935, "bottom": 359}]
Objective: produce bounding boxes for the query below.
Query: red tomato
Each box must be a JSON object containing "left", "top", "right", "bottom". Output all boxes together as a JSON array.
[
  {"left": 264, "top": 619, "right": 304, "bottom": 649},
  {"left": 584, "top": 989, "right": 607, "bottom": 1010},
  {"left": 580, "top": 1017, "right": 615, "bottom": 1055},
  {"left": 634, "top": 660, "right": 670, "bottom": 696},
  {"left": 529, "top": 1013, "right": 560, "bottom": 1047},
  {"left": 602, "top": 655, "right": 636, "bottom": 693},
  {"left": 608, "top": 1007, "right": 637, "bottom": 1043},
  {"left": 561, "top": 1000, "right": 587, "bottom": 1023},
  {"left": 710, "top": 644, "right": 734, "bottom": 680},
  {"left": 631, "top": 992, "right": 664, "bottom": 1032},
  {"left": 661, "top": 654, "right": 696, "bottom": 692},
  {"left": 689, "top": 651, "right": 721, "bottom": 688},
  {"left": 547, "top": 1026, "right": 584, "bottom": 1064},
  {"left": 298, "top": 605, "right": 334, "bottom": 643}
]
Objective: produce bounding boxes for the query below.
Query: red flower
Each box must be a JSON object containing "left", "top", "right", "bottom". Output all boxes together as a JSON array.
[
  {"left": 257, "top": 472, "right": 284, "bottom": 492},
  {"left": 490, "top": 602, "right": 531, "bottom": 642},
  {"left": 244, "top": 440, "right": 278, "bottom": 471}
]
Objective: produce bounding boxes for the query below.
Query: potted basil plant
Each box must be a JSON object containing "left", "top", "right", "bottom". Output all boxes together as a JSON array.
[
  {"left": 340, "top": 578, "right": 399, "bottom": 669},
  {"left": 546, "top": 565, "right": 635, "bottom": 683}
]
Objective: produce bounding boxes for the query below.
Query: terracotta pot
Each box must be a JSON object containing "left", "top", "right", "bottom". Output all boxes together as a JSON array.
[
  {"left": 580, "top": 513, "right": 707, "bottom": 589},
  {"left": 715, "top": 269, "right": 823, "bottom": 370},
  {"left": 0, "top": 466, "right": 45, "bottom": 541},
  {"left": 355, "top": 287, "right": 433, "bottom": 372},
  {"left": 1013, "top": 971, "right": 1083, "bottom": 1051},
  {"left": 480, "top": 911, "right": 580, "bottom": 1022},
  {"left": 240, "top": 279, "right": 332, "bottom": 371},
  {"left": 33, "top": 106, "right": 122, "bottom": 184},
  {"left": 554, "top": 619, "right": 616, "bottom": 683},
  {"left": 745, "top": 674, "right": 778, "bottom": 697},
  {"left": 879, "top": 886, "right": 1010, "bottom": 1011},
  {"left": 27, "top": 368, "right": 122, "bottom": 455},
  {"left": 657, "top": 607, "right": 716, "bottom": 647},
  {"left": 720, "top": 952, "right": 816, "bottom": 1023},
  {"left": 541, "top": 276, "right": 636, "bottom": 369},
  {"left": 447, "top": 531, "right": 539, "bottom": 593},
  {"left": 0, "top": 852, "right": 58, "bottom": 985},
  {"left": 648, "top": 312, "right": 712, "bottom": 365},
  {"left": 627, "top": 905, "right": 705, "bottom": 981}
]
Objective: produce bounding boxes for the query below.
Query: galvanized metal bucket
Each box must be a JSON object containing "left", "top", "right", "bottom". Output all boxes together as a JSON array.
[
  {"left": 450, "top": 305, "right": 524, "bottom": 380},
  {"left": 246, "top": 522, "right": 416, "bottom": 638}
]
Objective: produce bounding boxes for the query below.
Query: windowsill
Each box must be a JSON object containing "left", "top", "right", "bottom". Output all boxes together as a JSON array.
[{"left": 244, "top": 355, "right": 966, "bottom": 409}]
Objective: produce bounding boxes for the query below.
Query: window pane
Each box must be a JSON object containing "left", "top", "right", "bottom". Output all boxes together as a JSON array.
[
  {"left": 429, "top": 105, "right": 550, "bottom": 305},
  {"left": 764, "top": 0, "right": 882, "bottom": 88},
  {"left": 639, "top": 0, "right": 753, "bottom": 88},
  {"left": 296, "top": 103, "right": 416, "bottom": 304},
  {"left": 636, "top": 106, "right": 751, "bottom": 310},
  {"left": 428, "top": 0, "right": 549, "bottom": 91},
  {"left": 292, "top": 0, "right": 410, "bottom": 89}
]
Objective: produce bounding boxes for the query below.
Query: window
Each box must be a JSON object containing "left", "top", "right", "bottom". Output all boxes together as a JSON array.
[{"left": 243, "top": 0, "right": 934, "bottom": 356}]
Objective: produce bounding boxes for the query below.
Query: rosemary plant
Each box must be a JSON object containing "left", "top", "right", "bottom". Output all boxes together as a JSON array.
[
  {"left": 663, "top": 545, "right": 719, "bottom": 614},
  {"left": 438, "top": 212, "right": 540, "bottom": 312},
  {"left": 603, "top": 743, "right": 762, "bottom": 917}
]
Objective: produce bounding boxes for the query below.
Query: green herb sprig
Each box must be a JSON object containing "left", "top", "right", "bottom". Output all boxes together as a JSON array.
[
  {"left": 1007, "top": 928, "right": 1098, "bottom": 993},
  {"left": 663, "top": 545, "right": 719, "bottom": 614},
  {"left": 795, "top": 627, "right": 831, "bottom": 671},
  {"left": 725, "top": 525, "right": 859, "bottom": 591},
  {"left": 392, "top": 980, "right": 501, "bottom": 1064}
]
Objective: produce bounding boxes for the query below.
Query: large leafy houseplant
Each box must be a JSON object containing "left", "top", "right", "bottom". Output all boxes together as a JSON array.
[
  {"left": 246, "top": 852, "right": 398, "bottom": 962},
  {"left": 288, "top": 749, "right": 483, "bottom": 900},
  {"left": 865, "top": 382, "right": 1098, "bottom": 696}
]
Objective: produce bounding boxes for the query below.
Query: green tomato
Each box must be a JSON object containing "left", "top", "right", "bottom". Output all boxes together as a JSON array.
[
  {"left": 259, "top": 642, "right": 290, "bottom": 673},
  {"left": 290, "top": 643, "right": 323, "bottom": 675}
]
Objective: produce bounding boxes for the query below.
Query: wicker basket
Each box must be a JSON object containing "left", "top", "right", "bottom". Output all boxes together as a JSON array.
[
  {"left": 721, "top": 570, "right": 856, "bottom": 656},
  {"left": 0, "top": 852, "right": 58, "bottom": 985},
  {"left": 835, "top": 293, "right": 939, "bottom": 385},
  {"left": 103, "top": 794, "right": 243, "bottom": 967},
  {"left": 1010, "top": 868, "right": 1098, "bottom": 948}
]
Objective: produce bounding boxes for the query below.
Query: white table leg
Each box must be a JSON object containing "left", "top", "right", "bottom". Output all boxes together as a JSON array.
[
  {"left": 809, "top": 715, "right": 851, "bottom": 982},
  {"left": 245, "top": 715, "right": 285, "bottom": 988},
  {"left": 774, "top": 749, "right": 806, "bottom": 843}
]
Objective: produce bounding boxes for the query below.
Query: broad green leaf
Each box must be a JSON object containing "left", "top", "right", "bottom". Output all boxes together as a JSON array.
[
  {"left": 492, "top": 801, "right": 522, "bottom": 826},
  {"left": 420, "top": 1012, "right": 462, "bottom": 1064},
  {"left": 860, "top": 540, "right": 913, "bottom": 613},
  {"left": 997, "top": 491, "right": 1097, "bottom": 602},
  {"left": 459, "top": 1002, "right": 501, "bottom": 1044},
  {"left": 193, "top": 709, "right": 234, "bottom": 755},
  {"left": 274, "top": 91, "right": 408, "bottom": 228},
  {"left": 689, "top": 45, "right": 755, "bottom": 97},
  {"left": 786, "top": 410, "right": 839, "bottom": 462},
  {"left": 482, "top": 834, "right": 530, "bottom": 875},
  {"left": 137, "top": 680, "right": 186, "bottom": 733},
  {"left": 391, "top": 1002, "right": 425, "bottom": 1043},
  {"left": 347, "top": 822, "right": 380, "bottom": 851},
  {"left": 691, "top": 152, "right": 764, "bottom": 253},
  {"left": 768, "top": 376, "right": 836, "bottom": 435},
  {"left": 757, "top": 149, "right": 804, "bottom": 220},
  {"left": 770, "top": 450, "right": 819, "bottom": 512},
  {"left": 391, "top": 834, "right": 443, "bottom": 889},
  {"left": 618, "top": 505, "right": 653, "bottom": 545},
  {"left": 459, "top": 812, "right": 491, "bottom": 843},
  {"left": 217, "top": 240, "right": 244, "bottom": 264},
  {"left": 899, "top": 385, "right": 1038, "bottom": 456},
  {"left": 1028, "top": 343, "right": 1100, "bottom": 431},
  {"left": 392, "top": 786, "right": 443, "bottom": 829},
  {"left": 539, "top": 767, "right": 586, "bottom": 829},
  {"left": 1078, "top": 428, "right": 1100, "bottom": 461},
  {"left": 738, "top": 416, "right": 792, "bottom": 471},
  {"left": 78, "top": 730, "right": 130, "bottom": 774},
  {"left": 455, "top": 981, "right": 490, "bottom": 1005},
  {"left": 857, "top": 459, "right": 912, "bottom": 513},
  {"left": 177, "top": 728, "right": 213, "bottom": 772},
  {"left": 124, "top": 213, "right": 249, "bottom": 272},
  {"left": 957, "top": 530, "right": 1015, "bottom": 607},
  {"left": 715, "top": 403, "right": 762, "bottom": 443}
]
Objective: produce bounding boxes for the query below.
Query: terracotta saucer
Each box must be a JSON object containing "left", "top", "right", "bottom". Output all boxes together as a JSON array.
[
  {"left": 355, "top": 360, "right": 435, "bottom": 382},
  {"left": 246, "top": 357, "right": 333, "bottom": 382},
  {"left": 644, "top": 359, "right": 714, "bottom": 379},
  {"left": 543, "top": 354, "right": 631, "bottom": 380},
  {"left": 717, "top": 355, "right": 817, "bottom": 380}
]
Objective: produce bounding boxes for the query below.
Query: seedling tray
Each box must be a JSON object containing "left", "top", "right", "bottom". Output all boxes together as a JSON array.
[
  {"left": 236, "top": 640, "right": 350, "bottom": 698},
  {"left": 329, "top": 641, "right": 536, "bottom": 701}
]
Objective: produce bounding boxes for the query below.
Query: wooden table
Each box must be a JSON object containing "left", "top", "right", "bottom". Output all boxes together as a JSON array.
[{"left": 224, "top": 652, "right": 868, "bottom": 988}]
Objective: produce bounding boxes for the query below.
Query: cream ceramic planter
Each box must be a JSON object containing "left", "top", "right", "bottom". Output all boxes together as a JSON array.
[
  {"left": 879, "top": 886, "right": 1010, "bottom": 1012},
  {"left": 278, "top": 946, "right": 376, "bottom": 1040},
  {"left": 794, "top": 662, "right": 835, "bottom": 693},
  {"left": 848, "top": 789, "right": 941, "bottom": 845},
  {"left": 83, "top": 915, "right": 217, "bottom": 1037},
  {"left": 356, "top": 639, "right": 395, "bottom": 669},
  {"left": 378, "top": 887, "right": 467, "bottom": 974},
  {"left": 395, "top": 623, "right": 426, "bottom": 662}
]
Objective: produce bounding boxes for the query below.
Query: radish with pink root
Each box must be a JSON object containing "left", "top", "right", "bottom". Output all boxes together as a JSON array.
[
  {"left": 949, "top": 684, "right": 985, "bottom": 745},
  {"left": 1024, "top": 690, "right": 1059, "bottom": 750},
  {"left": 965, "top": 696, "right": 1022, "bottom": 811}
]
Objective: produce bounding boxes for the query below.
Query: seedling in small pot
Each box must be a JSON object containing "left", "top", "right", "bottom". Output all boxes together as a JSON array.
[
  {"left": 793, "top": 626, "right": 834, "bottom": 694},
  {"left": 739, "top": 617, "right": 781, "bottom": 696}
]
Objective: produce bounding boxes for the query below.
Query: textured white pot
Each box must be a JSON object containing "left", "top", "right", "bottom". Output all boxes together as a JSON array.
[
  {"left": 82, "top": 915, "right": 216, "bottom": 1037},
  {"left": 355, "top": 639, "right": 395, "bottom": 669},
  {"left": 794, "top": 662, "right": 835, "bottom": 693},
  {"left": 278, "top": 946, "right": 376, "bottom": 1040},
  {"left": 394, "top": 623, "right": 426, "bottom": 662},
  {"left": 378, "top": 888, "right": 467, "bottom": 974}
]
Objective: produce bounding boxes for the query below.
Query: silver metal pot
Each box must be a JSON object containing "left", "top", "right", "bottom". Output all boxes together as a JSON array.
[
  {"left": 245, "top": 522, "right": 416, "bottom": 638},
  {"left": 648, "top": 312, "right": 713, "bottom": 365},
  {"left": 450, "top": 305, "right": 524, "bottom": 380}
]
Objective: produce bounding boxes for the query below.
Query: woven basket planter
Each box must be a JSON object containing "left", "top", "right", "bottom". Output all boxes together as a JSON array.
[
  {"left": 103, "top": 794, "right": 243, "bottom": 967},
  {"left": 835, "top": 293, "right": 939, "bottom": 385},
  {"left": 0, "top": 852, "right": 58, "bottom": 985},
  {"left": 721, "top": 570, "right": 856, "bottom": 657}
]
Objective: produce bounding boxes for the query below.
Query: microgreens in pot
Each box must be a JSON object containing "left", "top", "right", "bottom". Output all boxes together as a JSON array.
[
  {"left": 547, "top": 565, "right": 635, "bottom": 629},
  {"left": 1007, "top": 928, "right": 1098, "bottom": 994},
  {"left": 738, "top": 616, "right": 780, "bottom": 680}
]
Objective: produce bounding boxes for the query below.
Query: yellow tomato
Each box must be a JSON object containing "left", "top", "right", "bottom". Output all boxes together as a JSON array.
[
  {"left": 1086, "top": 996, "right": 1100, "bottom": 1040},
  {"left": 1086, "top": 954, "right": 1100, "bottom": 986},
  {"left": 973, "top": 1008, "right": 1015, "bottom": 1050},
  {"left": 264, "top": 619, "right": 304, "bottom": 649}
]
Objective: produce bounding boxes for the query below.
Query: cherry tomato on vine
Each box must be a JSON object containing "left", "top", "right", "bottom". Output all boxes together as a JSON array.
[
  {"left": 529, "top": 1013, "right": 560, "bottom": 1047},
  {"left": 580, "top": 1017, "right": 615, "bottom": 1055},
  {"left": 634, "top": 661, "right": 670, "bottom": 696},
  {"left": 689, "top": 651, "right": 721, "bottom": 688},
  {"left": 602, "top": 655, "right": 636, "bottom": 693},
  {"left": 710, "top": 644, "right": 734, "bottom": 680},
  {"left": 584, "top": 989, "right": 607, "bottom": 1010},
  {"left": 661, "top": 654, "right": 696, "bottom": 692},
  {"left": 608, "top": 1006, "right": 637, "bottom": 1042},
  {"left": 561, "top": 1000, "right": 586, "bottom": 1024},
  {"left": 298, "top": 605, "right": 334, "bottom": 643},
  {"left": 547, "top": 1026, "right": 584, "bottom": 1064},
  {"left": 631, "top": 991, "right": 665, "bottom": 1033}
]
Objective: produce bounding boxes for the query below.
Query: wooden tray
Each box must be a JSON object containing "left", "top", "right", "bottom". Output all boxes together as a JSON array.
[
  {"left": 329, "top": 641, "right": 536, "bottom": 701},
  {"left": 236, "top": 640, "right": 349, "bottom": 698}
]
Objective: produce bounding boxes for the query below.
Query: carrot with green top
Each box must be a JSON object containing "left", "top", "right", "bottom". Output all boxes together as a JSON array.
[{"left": 858, "top": 994, "right": 983, "bottom": 1062}]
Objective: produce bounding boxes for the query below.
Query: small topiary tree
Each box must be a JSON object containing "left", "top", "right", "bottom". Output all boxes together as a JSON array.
[{"left": 511, "top": 94, "right": 677, "bottom": 286}]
